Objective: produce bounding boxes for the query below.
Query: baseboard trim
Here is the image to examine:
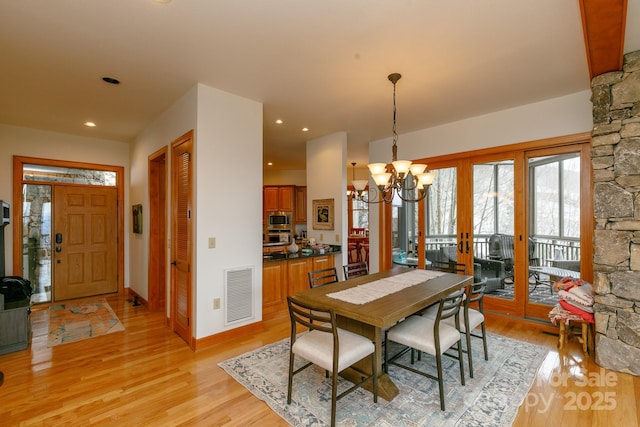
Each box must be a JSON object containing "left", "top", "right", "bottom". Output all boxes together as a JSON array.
[{"left": 194, "top": 321, "right": 265, "bottom": 351}]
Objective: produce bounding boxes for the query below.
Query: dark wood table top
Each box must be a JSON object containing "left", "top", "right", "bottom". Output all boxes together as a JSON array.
[{"left": 295, "top": 266, "right": 473, "bottom": 328}]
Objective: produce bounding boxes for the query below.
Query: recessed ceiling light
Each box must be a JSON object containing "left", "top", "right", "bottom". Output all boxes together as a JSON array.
[
  {"left": 275, "top": 119, "right": 283, "bottom": 124},
  {"left": 102, "top": 76, "right": 120, "bottom": 85},
  {"left": 302, "top": 127, "right": 309, "bottom": 132},
  {"left": 84, "top": 122, "right": 96, "bottom": 127}
]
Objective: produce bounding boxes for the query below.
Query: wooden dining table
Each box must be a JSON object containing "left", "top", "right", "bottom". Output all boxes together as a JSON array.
[{"left": 294, "top": 266, "right": 473, "bottom": 401}]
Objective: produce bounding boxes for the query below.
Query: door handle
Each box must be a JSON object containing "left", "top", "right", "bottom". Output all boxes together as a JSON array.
[
  {"left": 171, "top": 260, "right": 177, "bottom": 266},
  {"left": 56, "top": 233, "right": 63, "bottom": 244}
]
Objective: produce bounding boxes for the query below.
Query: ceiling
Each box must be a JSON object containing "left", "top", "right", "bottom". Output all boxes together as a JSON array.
[{"left": 0, "top": 1, "right": 638, "bottom": 171}]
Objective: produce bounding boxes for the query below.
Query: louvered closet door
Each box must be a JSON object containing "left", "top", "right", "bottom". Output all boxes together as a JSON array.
[{"left": 171, "top": 131, "right": 194, "bottom": 347}]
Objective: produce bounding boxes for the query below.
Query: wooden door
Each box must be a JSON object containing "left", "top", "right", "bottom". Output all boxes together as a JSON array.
[
  {"left": 148, "top": 147, "right": 167, "bottom": 312},
  {"left": 53, "top": 186, "right": 117, "bottom": 301},
  {"left": 171, "top": 131, "right": 194, "bottom": 347}
]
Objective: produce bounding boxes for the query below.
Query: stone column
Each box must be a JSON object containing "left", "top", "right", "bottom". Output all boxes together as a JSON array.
[{"left": 591, "top": 50, "right": 640, "bottom": 375}]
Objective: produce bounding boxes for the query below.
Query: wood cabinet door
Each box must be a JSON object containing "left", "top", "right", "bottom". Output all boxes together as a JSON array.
[
  {"left": 279, "top": 186, "right": 294, "bottom": 211},
  {"left": 294, "top": 186, "right": 307, "bottom": 223},
  {"left": 287, "top": 258, "right": 311, "bottom": 296},
  {"left": 262, "top": 262, "right": 286, "bottom": 318},
  {"left": 310, "top": 255, "right": 334, "bottom": 272},
  {"left": 264, "top": 187, "right": 279, "bottom": 212}
]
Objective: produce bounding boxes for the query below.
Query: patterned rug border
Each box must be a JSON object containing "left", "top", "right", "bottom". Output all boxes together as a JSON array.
[
  {"left": 219, "top": 332, "right": 548, "bottom": 427},
  {"left": 47, "top": 298, "right": 125, "bottom": 347}
]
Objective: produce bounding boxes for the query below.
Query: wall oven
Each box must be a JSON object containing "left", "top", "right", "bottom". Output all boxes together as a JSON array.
[{"left": 267, "top": 229, "right": 291, "bottom": 244}]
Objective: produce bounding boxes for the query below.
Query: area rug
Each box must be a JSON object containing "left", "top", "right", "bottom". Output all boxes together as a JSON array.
[
  {"left": 48, "top": 298, "right": 125, "bottom": 347},
  {"left": 219, "top": 333, "right": 547, "bottom": 426}
]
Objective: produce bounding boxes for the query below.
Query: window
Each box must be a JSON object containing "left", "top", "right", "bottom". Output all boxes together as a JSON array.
[
  {"left": 23, "top": 164, "right": 117, "bottom": 186},
  {"left": 351, "top": 197, "right": 369, "bottom": 230},
  {"left": 530, "top": 154, "right": 580, "bottom": 239}
]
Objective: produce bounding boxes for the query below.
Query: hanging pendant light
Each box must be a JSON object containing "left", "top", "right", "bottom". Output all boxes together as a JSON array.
[
  {"left": 347, "top": 162, "right": 368, "bottom": 200},
  {"left": 361, "top": 73, "right": 435, "bottom": 204}
]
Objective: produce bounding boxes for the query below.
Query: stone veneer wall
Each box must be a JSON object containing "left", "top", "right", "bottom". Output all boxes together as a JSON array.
[{"left": 591, "top": 50, "right": 640, "bottom": 376}]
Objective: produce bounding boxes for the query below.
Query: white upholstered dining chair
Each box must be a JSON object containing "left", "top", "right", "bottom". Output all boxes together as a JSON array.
[
  {"left": 422, "top": 280, "right": 488, "bottom": 378},
  {"left": 384, "top": 288, "right": 466, "bottom": 411},
  {"left": 286, "top": 296, "right": 377, "bottom": 427}
]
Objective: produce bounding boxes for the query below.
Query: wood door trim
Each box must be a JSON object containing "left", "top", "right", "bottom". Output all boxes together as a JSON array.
[{"left": 12, "top": 156, "right": 125, "bottom": 296}]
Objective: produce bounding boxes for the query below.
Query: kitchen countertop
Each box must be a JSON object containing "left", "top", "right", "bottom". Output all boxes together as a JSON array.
[{"left": 263, "top": 245, "right": 342, "bottom": 263}]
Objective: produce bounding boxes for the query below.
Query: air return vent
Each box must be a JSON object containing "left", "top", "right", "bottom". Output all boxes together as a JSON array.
[{"left": 224, "top": 266, "right": 254, "bottom": 324}]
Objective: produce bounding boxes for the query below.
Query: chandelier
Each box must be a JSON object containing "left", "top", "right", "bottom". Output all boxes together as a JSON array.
[
  {"left": 347, "top": 162, "right": 369, "bottom": 200},
  {"left": 361, "top": 73, "right": 435, "bottom": 204}
]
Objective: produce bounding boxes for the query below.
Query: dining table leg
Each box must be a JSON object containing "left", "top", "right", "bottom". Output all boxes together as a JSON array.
[{"left": 336, "top": 316, "right": 399, "bottom": 401}]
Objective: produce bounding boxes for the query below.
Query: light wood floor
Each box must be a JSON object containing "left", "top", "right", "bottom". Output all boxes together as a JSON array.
[{"left": 0, "top": 295, "right": 638, "bottom": 426}]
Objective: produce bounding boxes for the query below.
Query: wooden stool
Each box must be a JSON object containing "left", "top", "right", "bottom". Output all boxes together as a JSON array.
[{"left": 558, "top": 319, "right": 591, "bottom": 354}]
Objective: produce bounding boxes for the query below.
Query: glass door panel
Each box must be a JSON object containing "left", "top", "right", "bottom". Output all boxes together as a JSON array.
[
  {"left": 392, "top": 166, "right": 458, "bottom": 269},
  {"left": 473, "top": 160, "right": 516, "bottom": 301},
  {"left": 527, "top": 152, "right": 581, "bottom": 307},
  {"left": 391, "top": 184, "right": 420, "bottom": 266},
  {"left": 22, "top": 184, "right": 52, "bottom": 303},
  {"left": 423, "top": 167, "right": 458, "bottom": 267}
]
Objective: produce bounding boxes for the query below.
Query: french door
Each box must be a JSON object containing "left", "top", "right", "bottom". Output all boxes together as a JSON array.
[{"left": 393, "top": 134, "right": 592, "bottom": 321}]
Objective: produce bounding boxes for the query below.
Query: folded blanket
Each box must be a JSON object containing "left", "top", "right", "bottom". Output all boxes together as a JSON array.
[
  {"left": 568, "top": 282, "right": 594, "bottom": 305},
  {"left": 559, "top": 288, "right": 594, "bottom": 308},
  {"left": 554, "top": 277, "right": 588, "bottom": 291},
  {"left": 558, "top": 293, "right": 594, "bottom": 313},
  {"left": 559, "top": 299, "right": 594, "bottom": 323}
]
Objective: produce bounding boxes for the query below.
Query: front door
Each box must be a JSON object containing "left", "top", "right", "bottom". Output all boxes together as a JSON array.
[{"left": 53, "top": 185, "right": 118, "bottom": 301}]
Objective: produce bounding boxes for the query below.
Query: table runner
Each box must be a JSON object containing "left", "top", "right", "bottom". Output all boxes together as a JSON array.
[{"left": 326, "top": 269, "right": 445, "bottom": 304}]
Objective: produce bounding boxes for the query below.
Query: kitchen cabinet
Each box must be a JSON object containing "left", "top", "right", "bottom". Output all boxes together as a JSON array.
[
  {"left": 294, "top": 186, "right": 307, "bottom": 223},
  {"left": 264, "top": 186, "right": 294, "bottom": 213},
  {"left": 262, "top": 262, "right": 286, "bottom": 318},
  {"left": 261, "top": 252, "right": 336, "bottom": 320},
  {"left": 287, "top": 258, "right": 311, "bottom": 296},
  {"left": 310, "top": 255, "right": 334, "bottom": 273}
]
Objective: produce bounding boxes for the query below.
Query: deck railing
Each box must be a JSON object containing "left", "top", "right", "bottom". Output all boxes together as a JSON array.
[{"left": 414, "top": 234, "right": 580, "bottom": 265}]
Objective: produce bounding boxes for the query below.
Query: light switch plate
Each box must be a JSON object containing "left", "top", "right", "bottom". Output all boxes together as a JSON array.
[{"left": 208, "top": 237, "right": 216, "bottom": 248}]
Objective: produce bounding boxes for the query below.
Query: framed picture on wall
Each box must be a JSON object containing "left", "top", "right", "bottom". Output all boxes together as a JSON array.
[
  {"left": 312, "top": 198, "right": 334, "bottom": 230},
  {"left": 132, "top": 204, "right": 143, "bottom": 234}
]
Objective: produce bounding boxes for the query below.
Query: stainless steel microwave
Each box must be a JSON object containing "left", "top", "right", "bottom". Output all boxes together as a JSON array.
[{"left": 268, "top": 212, "right": 291, "bottom": 228}]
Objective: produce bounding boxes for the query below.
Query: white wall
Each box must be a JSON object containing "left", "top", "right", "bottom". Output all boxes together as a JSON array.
[
  {"left": 129, "top": 85, "right": 198, "bottom": 300},
  {"left": 129, "top": 83, "right": 263, "bottom": 340},
  {"left": 306, "top": 132, "right": 348, "bottom": 271},
  {"left": 263, "top": 169, "right": 306, "bottom": 186},
  {"left": 367, "top": 90, "right": 593, "bottom": 273},
  {"left": 194, "top": 84, "right": 263, "bottom": 339},
  {"left": 0, "top": 123, "right": 130, "bottom": 280}
]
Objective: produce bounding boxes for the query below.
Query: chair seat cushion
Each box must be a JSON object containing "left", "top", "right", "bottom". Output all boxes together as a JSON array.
[
  {"left": 292, "top": 328, "right": 374, "bottom": 372},
  {"left": 387, "top": 315, "right": 461, "bottom": 356},
  {"left": 443, "top": 308, "right": 484, "bottom": 332}
]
